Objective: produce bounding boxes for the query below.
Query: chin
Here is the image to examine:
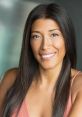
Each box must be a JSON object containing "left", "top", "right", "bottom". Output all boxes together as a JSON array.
[{"left": 40, "top": 64, "right": 56, "bottom": 70}]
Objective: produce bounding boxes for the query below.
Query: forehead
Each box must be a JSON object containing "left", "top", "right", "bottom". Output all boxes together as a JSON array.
[{"left": 31, "top": 18, "right": 60, "bottom": 31}]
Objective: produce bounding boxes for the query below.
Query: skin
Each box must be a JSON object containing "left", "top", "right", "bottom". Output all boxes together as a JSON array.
[{"left": 0, "top": 19, "right": 82, "bottom": 117}]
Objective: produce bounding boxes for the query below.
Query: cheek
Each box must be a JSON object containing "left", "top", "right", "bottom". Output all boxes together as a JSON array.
[
  {"left": 54, "top": 40, "right": 66, "bottom": 55},
  {"left": 30, "top": 41, "right": 41, "bottom": 55},
  {"left": 59, "top": 43, "right": 66, "bottom": 57}
]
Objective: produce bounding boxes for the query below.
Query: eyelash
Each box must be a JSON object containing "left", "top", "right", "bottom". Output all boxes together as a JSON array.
[
  {"left": 51, "top": 33, "right": 59, "bottom": 37},
  {"left": 31, "top": 35, "right": 40, "bottom": 39}
]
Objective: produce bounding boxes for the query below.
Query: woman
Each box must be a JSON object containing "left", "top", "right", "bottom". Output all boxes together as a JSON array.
[{"left": 0, "top": 3, "right": 82, "bottom": 117}]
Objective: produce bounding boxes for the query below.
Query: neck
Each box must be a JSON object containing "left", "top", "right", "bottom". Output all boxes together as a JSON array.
[{"left": 38, "top": 62, "right": 63, "bottom": 89}]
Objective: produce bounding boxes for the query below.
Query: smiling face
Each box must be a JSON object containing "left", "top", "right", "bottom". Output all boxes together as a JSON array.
[{"left": 30, "top": 18, "right": 66, "bottom": 70}]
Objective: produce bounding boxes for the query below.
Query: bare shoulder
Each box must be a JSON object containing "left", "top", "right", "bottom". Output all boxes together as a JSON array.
[
  {"left": 71, "top": 68, "right": 82, "bottom": 103},
  {"left": 0, "top": 68, "right": 18, "bottom": 89},
  {"left": 0, "top": 68, "right": 18, "bottom": 108}
]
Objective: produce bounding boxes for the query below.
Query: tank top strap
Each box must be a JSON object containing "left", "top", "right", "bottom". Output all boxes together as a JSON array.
[
  {"left": 64, "top": 71, "right": 81, "bottom": 117},
  {"left": 71, "top": 71, "right": 81, "bottom": 87}
]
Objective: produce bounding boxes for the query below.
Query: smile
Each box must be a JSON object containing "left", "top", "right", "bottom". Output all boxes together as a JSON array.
[{"left": 41, "top": 53, "right": 55, "bottom": 59}]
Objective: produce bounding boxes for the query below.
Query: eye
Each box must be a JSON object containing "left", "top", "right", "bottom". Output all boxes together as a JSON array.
[
  {"left": 51, "top": 33, "right": 59, "bottom": 38},
  {"left": 31, "top": 35, "right": 40, "bottom": 39}
]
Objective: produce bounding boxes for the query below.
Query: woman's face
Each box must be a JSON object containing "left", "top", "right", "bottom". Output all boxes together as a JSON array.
[{"left": 30, "top": 18, "right": 66, "bottom": 70}]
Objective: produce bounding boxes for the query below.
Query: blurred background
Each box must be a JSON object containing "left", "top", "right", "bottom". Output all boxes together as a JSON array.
[{"left": 0, "top": 0, "right": 82, "bottom": 80}]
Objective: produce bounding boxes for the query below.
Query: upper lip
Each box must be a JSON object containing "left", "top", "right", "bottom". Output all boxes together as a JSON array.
[{"left": 40, "top": 52, "right": 56, "bottom": 55}]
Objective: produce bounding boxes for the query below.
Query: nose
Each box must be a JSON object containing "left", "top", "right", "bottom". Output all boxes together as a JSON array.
[{"left": 41, "top": 36, "right": 52, "bottom": 50}]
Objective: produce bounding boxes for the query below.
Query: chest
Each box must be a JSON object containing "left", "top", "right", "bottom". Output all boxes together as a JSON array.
[{"left": 25, "top": 87, "right": 53, "bottom": 117}]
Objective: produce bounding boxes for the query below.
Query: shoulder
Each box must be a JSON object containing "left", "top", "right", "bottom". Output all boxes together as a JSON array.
[
  {"left": 0, "top": 68, "right": 18, "bottom": 108},
  {"left": 71, "top": 68, "right": 82, "bottom": 103},
  {"left": 0, "top": 68, "right": 18, "bottom": 88}
]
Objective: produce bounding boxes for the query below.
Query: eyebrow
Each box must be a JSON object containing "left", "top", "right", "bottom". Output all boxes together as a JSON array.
[
  {"left": 31, "top": 29, "right": 60, "bottom": 33},
  {"left": 31, "top": 31, "right": 40, "bottom": 33},
  {"left": 49, "top": 29, "right": 60, "bottom": 32}
]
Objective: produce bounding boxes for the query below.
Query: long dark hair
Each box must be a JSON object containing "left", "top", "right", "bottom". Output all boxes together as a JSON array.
[{"left": 1, "top": 3, "right": 76, "bottom": 117}]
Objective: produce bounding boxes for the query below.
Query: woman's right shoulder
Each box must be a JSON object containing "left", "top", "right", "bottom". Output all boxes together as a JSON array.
[
  {"left": 0, "top": 68, "right": 18, "bottom": 88},
  {"left": 0, "top": 68, "right": 18, "bottom": 108}
]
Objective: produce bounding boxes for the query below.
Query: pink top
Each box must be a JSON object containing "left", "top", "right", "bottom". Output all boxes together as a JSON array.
[
  {"left": 11, "top": 100, "right": 29, "bottom": 117},
  {"left": 12, "top": 71, "right": 80, "bottom": 117}
]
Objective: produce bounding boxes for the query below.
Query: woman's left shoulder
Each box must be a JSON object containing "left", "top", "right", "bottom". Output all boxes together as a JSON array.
[
  {"left": 72, "top": 68, "right": 82, "bottom": 80},
  {"left": 71, "top": 69, "right": 82, "bottom": 102},
  {"left": 71, "top": 68, "right": 82, "bottom": 89},
  {"left": 71, "top": 68, "right": 82, "bottom": 80}
]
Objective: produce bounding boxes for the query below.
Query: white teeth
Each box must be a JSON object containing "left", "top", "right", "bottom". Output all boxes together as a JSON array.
[{"left": 41, "top": 53, "right": 54, "bottom": 59}]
